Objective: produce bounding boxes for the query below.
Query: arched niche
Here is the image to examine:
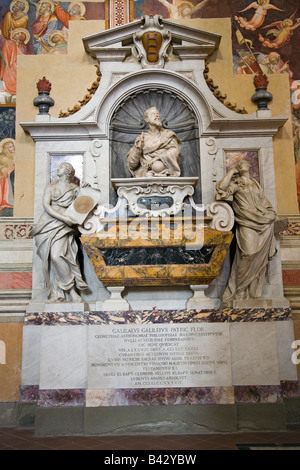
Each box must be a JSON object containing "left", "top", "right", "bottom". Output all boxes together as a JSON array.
[{"left": 109, "top": 87, "right": 201, "bottom": 205}]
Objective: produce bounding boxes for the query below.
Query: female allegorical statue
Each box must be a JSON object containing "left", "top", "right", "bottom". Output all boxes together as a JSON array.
[
  {"left": 216, "top": 159, "right": 277, "bottom": 305},
  {"left": 30, "top": 161, "right": 88, "bottom": 302}
]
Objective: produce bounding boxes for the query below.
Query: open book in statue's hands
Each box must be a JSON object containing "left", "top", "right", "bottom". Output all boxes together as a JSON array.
[{"left": 64, "top": 186, "right": 102, "bottom": 225}]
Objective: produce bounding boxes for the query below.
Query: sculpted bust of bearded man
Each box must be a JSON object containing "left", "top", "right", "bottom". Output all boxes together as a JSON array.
[{"left": 127, "top": 107, "right": 181, "bottom": 178}]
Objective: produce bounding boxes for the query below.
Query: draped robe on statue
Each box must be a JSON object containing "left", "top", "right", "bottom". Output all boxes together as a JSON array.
[
  {"left": 216, "top": 176, "right": 277, "bottom": 304},
  {"left": 30, "top": 185, "right": 87, "bottom": 300},
  {"left": 127, "top": 128, "right": 181, "bottom": 177}
]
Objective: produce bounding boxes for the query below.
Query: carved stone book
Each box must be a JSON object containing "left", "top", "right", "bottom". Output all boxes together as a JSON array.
[{"left": 64, "top": 186, "right": 101, "bottom": 225}]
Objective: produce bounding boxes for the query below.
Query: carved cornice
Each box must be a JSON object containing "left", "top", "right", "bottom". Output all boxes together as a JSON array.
[
  {"left": 204, "top": 62, "right": 248, "bottom": 115},
  {"left": 83, "top": 16, "right": 221, "bottom": 64},
  {"left": 58, "top": 66, "right": 101, "bottom": 118}
]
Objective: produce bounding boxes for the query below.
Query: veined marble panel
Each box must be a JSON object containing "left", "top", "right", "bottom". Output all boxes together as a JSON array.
[
  {"left": 19, "top": 385, "right": 39, "bottom": 403},
  {"left": 39, "top": 325, "right": 88, "bottom": 390},
  {"left": 234, "top": 385, "right": 283, "bottom": 404},
  {"left": 21, "top": 325, "right": 41, "bottom": 386},
  {"left": 19, "top": 380, "right": 300, "bottom": 407},
  {"left": 230, "top": 322, "right": 280, "bottom": 386},
  {"left": 23, "top": 307, "right": 291, "bottom": 325},
  {"left": 37, "top": 389, "right": 85, "bottom": 407},
  {"left": 81, "top": 224, "right": 233, "bottom": 288},
  {"left": 86, "top": 387, "right": 235, "bottom": 407}
]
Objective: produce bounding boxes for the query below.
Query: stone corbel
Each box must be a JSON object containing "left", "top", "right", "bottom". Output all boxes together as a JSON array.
[{"left": 206, "top": 202, "right": 235, "bottom": 232}]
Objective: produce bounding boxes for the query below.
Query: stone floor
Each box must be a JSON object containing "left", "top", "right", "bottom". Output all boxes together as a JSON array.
[{"left": 0, "top": 425, "right": 300, "bottom": 450}]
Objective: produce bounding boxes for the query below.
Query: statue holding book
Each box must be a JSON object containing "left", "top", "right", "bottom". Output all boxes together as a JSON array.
[{"left": 30, "top": 161, "right": 91, "bottom": 303}]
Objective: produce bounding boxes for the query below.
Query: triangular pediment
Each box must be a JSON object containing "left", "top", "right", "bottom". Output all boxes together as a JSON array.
[{"left": 83, "top": 15, "right": 221, "bottom": 66}]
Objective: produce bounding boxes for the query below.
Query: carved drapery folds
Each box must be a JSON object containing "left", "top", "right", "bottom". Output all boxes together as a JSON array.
[{"left": 110, "top": 88, "right": 201, "bottom": 205}]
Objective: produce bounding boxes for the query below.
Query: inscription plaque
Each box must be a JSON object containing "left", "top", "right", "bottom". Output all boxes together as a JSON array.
[{"left": 88, "top": 323, "right": 231, "bottom": 389}]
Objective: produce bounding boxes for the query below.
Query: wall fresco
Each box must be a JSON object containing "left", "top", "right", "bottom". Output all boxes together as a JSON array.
[
  {"left": 0, "top": 106, "right": 15, "bottom": 216},
  {"left": 134, "top": 0, "right": 300, "bottom": 210},
  {"left": 0, "top": 1, "right": 105, "bottom": 216},
  {"left": 0, "top": 0, "right": 299, "bottom": 215},
  {"left": 0, "top": 1, "right": 105, "bottom": 59}
]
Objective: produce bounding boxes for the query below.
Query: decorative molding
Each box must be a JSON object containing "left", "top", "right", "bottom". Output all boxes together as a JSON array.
[
  {"left": 83, "top": 16, "right": 221, "bottom": 64},
  {"left": 205, "top": 202, "right": 235, "bottom": 232},
  {"left": 280, "top": 222, "right": 300, "bottom": 237},
  {"left": 0, "top": 222, "right": 34, "bottom": 240},
  {"left": 133, "top": 15, "right": 172, "bottom": 69},
  {"left": 113, "top": 177, "right": 198, "bottom": 217},
  {"left": 111, "top": 72, "right": 129, "bottom": 85},
  {"left": 205, "top": 137, "right": 218, "bottom": 184},
  {"left": 79, "top": 198, "right": 123, "bottom": 235},
  {"left": 23, "top": 307, "right": 291, "bottom": 325},
  {"left": 90, "top": 139, "right": 102, "bottom": 188},
  {"left": 0, "top": 289, "right": 31, "bottom": 322},
  {"left": 108, "top": 0, "right": 133, "bottom": 28},
  {"left": 204, "top": 62, "right": 248, "bottom": 115},
  {"left": 58, "top": 66, "right": 101, "bottom": 118}
]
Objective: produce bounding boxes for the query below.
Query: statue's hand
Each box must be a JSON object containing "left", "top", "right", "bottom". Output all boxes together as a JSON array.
[
  {"left": 135, "top": 133, "right": 144, "bottom": 150},
  {"left": 63, "top": 215, "right": 77, "bottom": 227}
]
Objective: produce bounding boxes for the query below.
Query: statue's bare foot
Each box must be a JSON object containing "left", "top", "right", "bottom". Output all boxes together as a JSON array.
[
  {"left": 47, "top": 294, "right": 65, "bottom": 303},
  {"left": 69, "top": 288, "right": 82, "bottom": 303},
  {"left": 234, "top": 292, "right": 245, "bottom": 300}
]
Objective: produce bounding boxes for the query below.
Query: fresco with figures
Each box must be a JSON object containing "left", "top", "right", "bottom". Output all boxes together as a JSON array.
[{"left": 0, "top": 0, "right": 300, "bottom": 216}]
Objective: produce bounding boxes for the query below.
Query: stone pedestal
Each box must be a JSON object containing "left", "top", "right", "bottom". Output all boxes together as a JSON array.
[
  {"left": 97, "top": 287, "right": 130, "bottom": 311},
  {"left": 186, "top": 285, "right": 217, "bottom": 310},
  {"left": 18, "top": 306, "right": 300, "bottom": 436}
]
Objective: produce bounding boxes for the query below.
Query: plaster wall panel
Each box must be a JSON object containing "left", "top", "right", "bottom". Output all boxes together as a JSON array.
[{"left": 0, "top": 323, "right": 23, "bottom": 401}]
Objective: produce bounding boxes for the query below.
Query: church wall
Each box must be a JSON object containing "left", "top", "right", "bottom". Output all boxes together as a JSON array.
[
  {"left": 0, "top": 324, "right": 23, "bottom": 402},
  {"left": 0, "top": 0, "right": 299, "bottom": 217},
  {"left": 14, "top": 20, "right": 105, "bottom": 217},
  {"left": 11, "top": 16, "right": 299, "bottom": 217},
  {"left": 0, "top": 1, "right": 300, "bottom": 429}
]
